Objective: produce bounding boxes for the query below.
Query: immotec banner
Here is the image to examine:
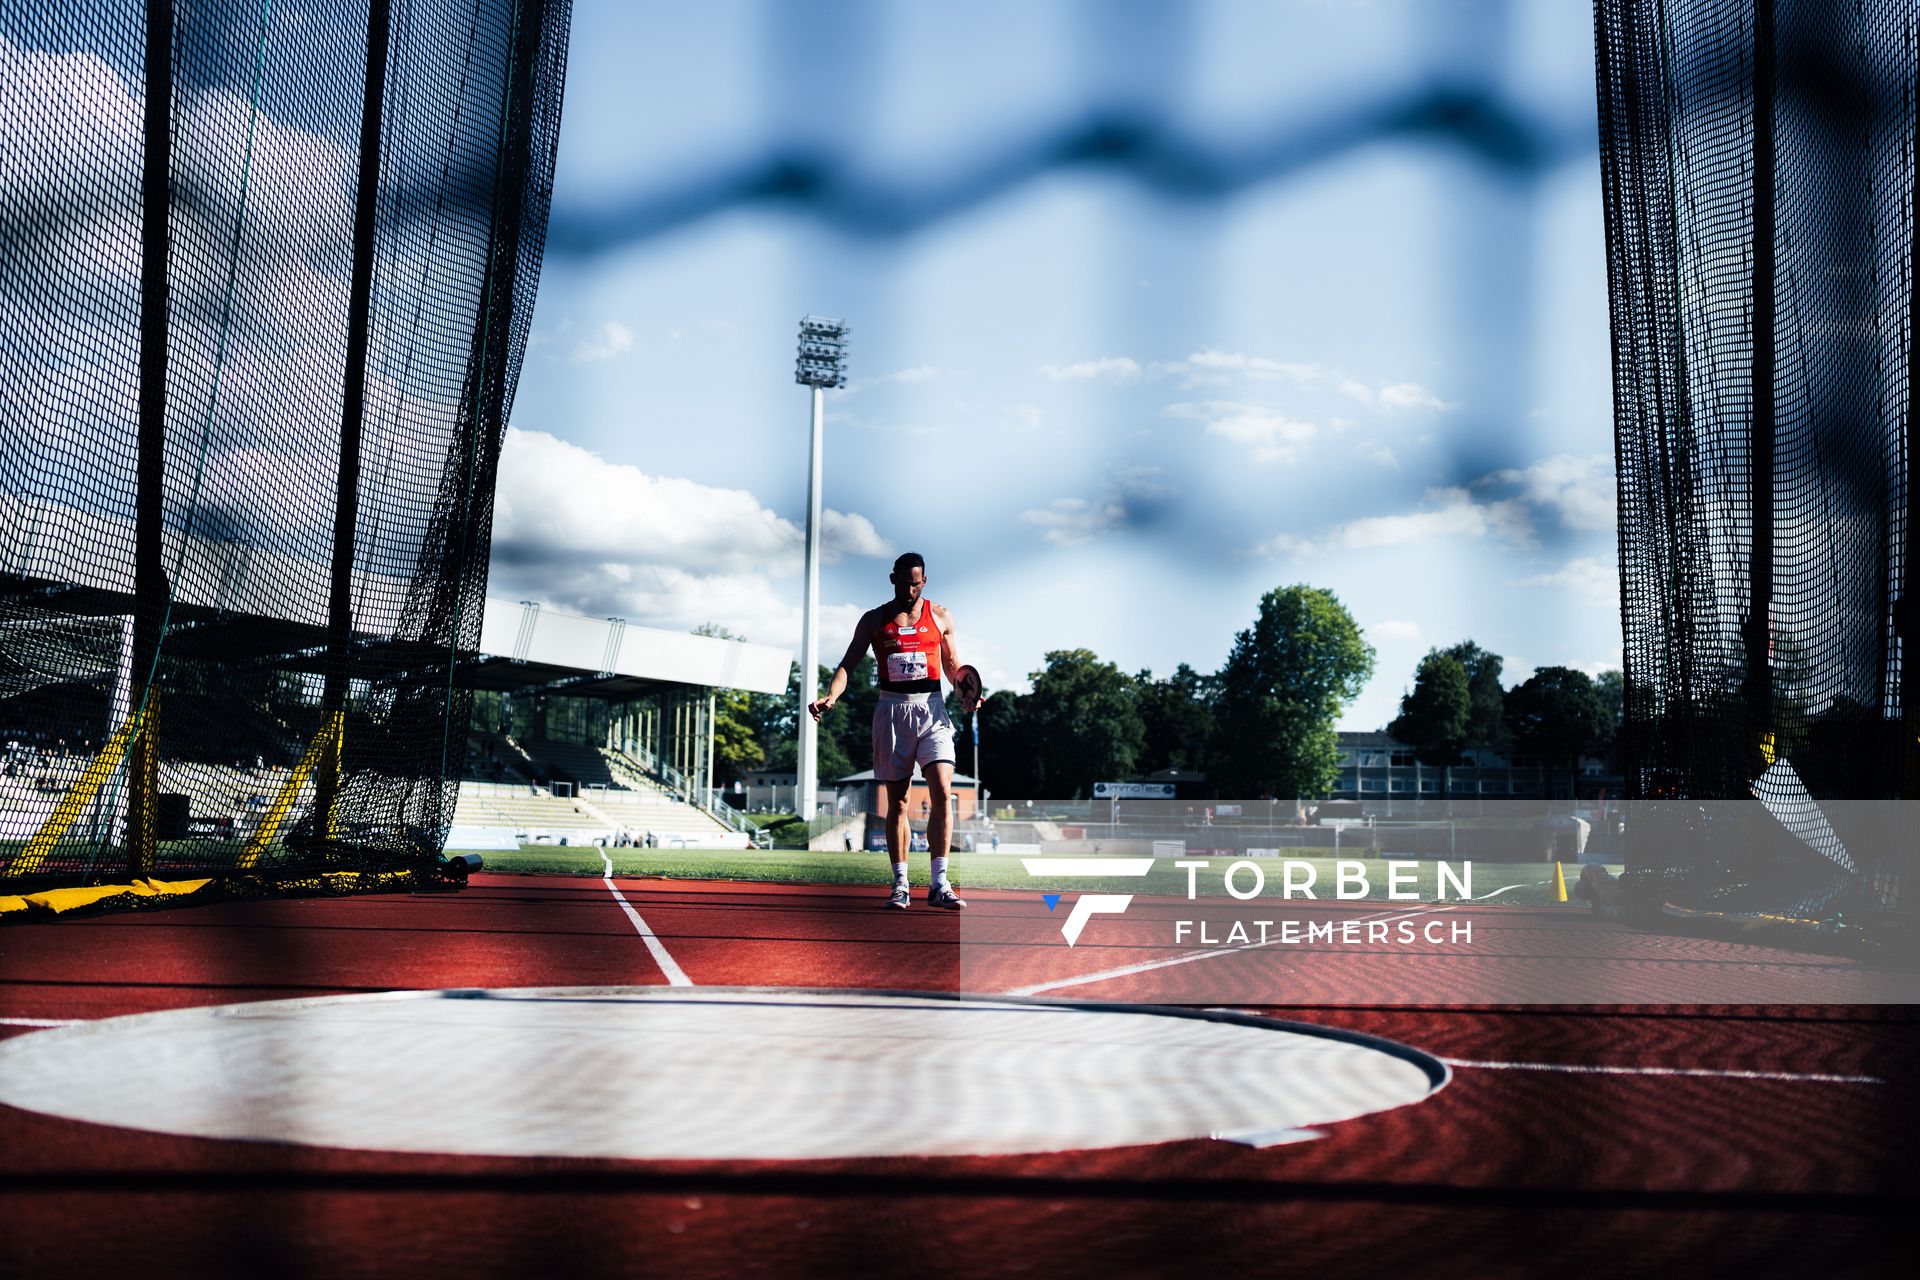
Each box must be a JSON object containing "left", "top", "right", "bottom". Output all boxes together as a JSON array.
[{"left": 1093, "top": 782, "right": 1177, "bottom": 800}]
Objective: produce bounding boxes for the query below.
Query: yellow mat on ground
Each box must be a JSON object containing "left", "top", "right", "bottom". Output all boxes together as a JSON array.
[{"left": 0, "top": 878, "right": 214, "bottom": 917}]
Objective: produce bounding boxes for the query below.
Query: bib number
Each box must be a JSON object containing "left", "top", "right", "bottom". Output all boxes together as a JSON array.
[{"left": 886, "top": 650, "right": 930, "bottom": 683}]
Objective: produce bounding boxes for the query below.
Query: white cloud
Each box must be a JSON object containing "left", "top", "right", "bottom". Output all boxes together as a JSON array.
[
  {"left": 1337, "top": 488, "right": 1533, "bottom": 548},
  {"left": 836, "top": 366, "right": 940, "bottom": 398},
  {"left": 1252, "top": 487, "right": 1535, "bottom": 559},
  {"left": 1003, "top": 403, "right": 1045, "bottom": 431},
  {"left": 1153, "top": 351, "right": 1461, "bottom": 417},
  {"left": 1037, "top": 356, "right": 1142, "bottom": 383},
  {"left": 1016, "top": 467, "right": 1168, "bottom": 547},
  {"left": 1182, "top": 349, "right": 1326, "bottom": 382},
  {"left": 821, "top": 509, "right": 889, "bottom": 559},
  {"left": 1517, "top": 557, "right": 1620, "bottom": 608},
  {"left": 487, "top": 428, "right": 889, "bottom": 650},
  {"left": 570, "top": 321, "right": 633, "bottom": 364},
  {"left": 1019, "top": 496, "right": 1127, "bottom": 547},
  {"left": 1582, "top": 648, "right": 1626, "bottom": 678},
  {"left": 1166, "top": 400, "right": 1318, "bottom": 464},
  {"left": 1377, "top": 382, "right": 1456, "bottom": 412},
  {"left": 1353, "top": 439, "right": 1398, "bottom": 469},
  {"left": 1111, "top": 465, "right": 1171, "bottom": 500},
  {"left": 1369, "top": 620, "right": 1423, "bottom": 643},
  {"left": 1482, "top": 453, "right": 1616, "bottom": 531},
  {"left": 1335, "top": 378, "right": 1456, "bottom": 411}
]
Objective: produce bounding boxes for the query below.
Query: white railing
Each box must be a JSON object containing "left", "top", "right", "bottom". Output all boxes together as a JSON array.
[
  {"left": 459, "top": 780, "right": 542, "bottom": 799},
  {"left": 605, "top": 745, "right": 750, "bottom": 836}
]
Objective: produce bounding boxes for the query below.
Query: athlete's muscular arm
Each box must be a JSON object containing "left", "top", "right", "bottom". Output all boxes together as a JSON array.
[
  {"left": 934, "top": 604, "right": 965, "bottom": 684},
  {"left": 809, "top": 611, "right": 875, "bottom": 721}
]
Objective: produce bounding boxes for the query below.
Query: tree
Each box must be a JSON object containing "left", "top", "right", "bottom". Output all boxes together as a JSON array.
[
  {"left": 1388, "top": 652, "right": 1470, "bottom": 797},
  {"left": 756, "top": 660, "right": 858, "bottom": 787},
  {"left": 1592, "top": 668, "right": 1624, "bottom": 771},
  {"left": 1504, "top": 666, "right": 1610, "bottom": 798},
  {"left": 687, "top": 625, "right": 772, "bottom": 785},
  {"left": 1134, "top": 663, "right": 1215, "bottom": 775},
  {"left": 1593, "top": 668, "right": 1624, "bottom": 732},
  {"left": 974, "top": 687, "right": 1042, "bottom": 799},
  {"left": 1017, "top": 649, "right": 1146, "bottom": 797},
  {"left": 709, "top": 691, "right": 767, "bottom": 784},
  {"left": 743, "top": 663, "right": 797, "bottom": 754},
  {"left": 1438, "top": 640, "right": 1508, "bottom": 752},
  {"left": 826, "top": 654, "right": 879, "bottom": 776},
  {"left": 1210, "top": 586, "right": 1375, "bottom": 800}
]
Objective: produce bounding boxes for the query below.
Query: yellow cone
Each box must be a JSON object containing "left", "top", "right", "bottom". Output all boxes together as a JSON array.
[{"left": 1552, "top": 861, "right": 1568, "bottom": 903}]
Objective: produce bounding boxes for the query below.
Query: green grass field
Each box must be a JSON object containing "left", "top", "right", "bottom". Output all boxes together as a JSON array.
[{"left": 467, "top": 843, "right": 1607, "bottom": 907}]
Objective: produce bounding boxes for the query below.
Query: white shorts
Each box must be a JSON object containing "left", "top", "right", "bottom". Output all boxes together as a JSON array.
[{"left": 872, "top": 690, "right": 956, "bottom": 782}]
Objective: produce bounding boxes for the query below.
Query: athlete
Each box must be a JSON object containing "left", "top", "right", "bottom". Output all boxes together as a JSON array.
[{"left": 810, "top": 552, "right": 982, "bottom": 910}]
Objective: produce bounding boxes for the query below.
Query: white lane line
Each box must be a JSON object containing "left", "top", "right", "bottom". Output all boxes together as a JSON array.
[
  {"left": 1442, "top": 1059, "right": 1883, "bottom": 1085},
  {"left": 0, "top": 1017, "right": 81, "bottom": 1028},
  {"left": 1021, "top": 857, "right": 1156, "bottom": 877},
  {"left": 1471, "top": 880, "right": 1547, "bottom": 901},
  {"left": 600, "top": 852, "right": 693, "bottom": 987},
  {"left": 1003, "top": 904, "right": 1456, "bottom": 997}
]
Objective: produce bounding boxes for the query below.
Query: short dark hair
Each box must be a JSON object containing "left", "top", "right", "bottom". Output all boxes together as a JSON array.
[{"left": 891, "top": 552, "right": 925, "bottom": 578}]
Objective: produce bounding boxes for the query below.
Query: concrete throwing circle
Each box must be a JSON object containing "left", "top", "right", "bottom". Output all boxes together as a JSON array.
[{"left": 0, "top": 988, "right": 1444, "bottom": 1159}]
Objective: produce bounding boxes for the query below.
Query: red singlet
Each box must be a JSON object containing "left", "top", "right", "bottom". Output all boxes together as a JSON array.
[{"left": 876, "top": 602, "right": 943, "bottom": 693}]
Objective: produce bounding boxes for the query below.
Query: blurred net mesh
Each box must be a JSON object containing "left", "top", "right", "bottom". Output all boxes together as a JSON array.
[
  {"left": 0, "top": 0, "right": 569, "bottom": 892},
  {"left": 1597, "top": 0, "right": 1916, "bottom": 916}
]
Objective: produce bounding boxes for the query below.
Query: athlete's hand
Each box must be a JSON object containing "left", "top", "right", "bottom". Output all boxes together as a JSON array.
[
  {"left": 808, "top": 697, "right": 834, "bottom": 721},
  {"left": 950, "top": 664, "right": 984, "bottom": 714}
]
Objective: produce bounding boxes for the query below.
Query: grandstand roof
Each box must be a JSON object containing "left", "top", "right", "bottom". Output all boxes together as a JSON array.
[
  {"left": 469, "top": 599, "right": 789, "bottom": 696},
  {"left": 0, "top": 495, "right": 792, "bottom": 698}
]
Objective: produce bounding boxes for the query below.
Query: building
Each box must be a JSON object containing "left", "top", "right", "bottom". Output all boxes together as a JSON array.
[
  {"left": 1331, "top": 730, "right": 1616, "bottom": 808},
  {"left": 736, "top": 770, "right": 798, "bottom": 812},
  {"left": 833, "top": 768, "right": 981, "bottom": 850}
]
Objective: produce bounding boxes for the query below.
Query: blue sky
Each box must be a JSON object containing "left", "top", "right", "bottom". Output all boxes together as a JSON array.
[{"left": 494, "top": 0, "right": 1622, "bottom": 730}]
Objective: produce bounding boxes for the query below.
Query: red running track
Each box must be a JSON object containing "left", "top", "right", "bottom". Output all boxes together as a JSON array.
[{"left": 0, "top": 872, "right": 1915, "bottom": 1279}]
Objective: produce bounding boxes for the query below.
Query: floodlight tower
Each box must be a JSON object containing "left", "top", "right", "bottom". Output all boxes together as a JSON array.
[{"left": 794, "top": 315, "right": 850, "bottom": 824}]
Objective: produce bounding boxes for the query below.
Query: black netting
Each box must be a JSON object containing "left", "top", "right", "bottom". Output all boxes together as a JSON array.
[
  {"left": 0, "top": 0, "right": 570, "bottom": 891},
  {"left": 1597, "top": 0, "right": 1916, "bottom": 913}
]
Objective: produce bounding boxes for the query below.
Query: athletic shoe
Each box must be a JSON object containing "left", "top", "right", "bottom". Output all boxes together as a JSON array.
[
  {"left": 888, "top": 884, "right": 911, "bottom": 910},
  {"left": 926, "top": 883, "right": 967, "bottom": 911}
]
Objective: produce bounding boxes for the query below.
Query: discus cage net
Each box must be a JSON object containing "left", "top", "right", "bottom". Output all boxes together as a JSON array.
[
  {"left": 1598, "top": 0, "right": 1917, "bottom": 919},
  {"left": 0, "top": 0, "right": 570, "bottom": 898}
]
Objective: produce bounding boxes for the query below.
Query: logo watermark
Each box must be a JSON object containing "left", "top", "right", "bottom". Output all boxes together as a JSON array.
[{"left": 1022, "top": 856, "right": 1478, "bottom": 947}]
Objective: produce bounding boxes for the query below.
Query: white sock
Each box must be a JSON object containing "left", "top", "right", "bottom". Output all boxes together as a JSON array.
[
  {"left": 931, "top": 855, "right": 950, "bottom": 888},
  {"left": 892, "top": 862, "right": 909, "bottom": 887}
]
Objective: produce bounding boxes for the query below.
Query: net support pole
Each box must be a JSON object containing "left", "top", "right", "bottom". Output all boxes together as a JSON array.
[
  {"left": 797, "top": 384, "right": 824, "bottom": 824},
  {"left": 317, "top": 0, "right": 391, "bottom": 840},
  {"left": 1742, "top": 0, "right": 1776, "bottom": 781},
  {"left": 93, "top": 615, "right": 137, "bottom": 846},
  {"left": 432, "top": 0, "right": 543, "bottom": 835},
  {"left": 130, "top": 0, "right": 174, "bottom": 877},
  {"left": 1903, "top": 34, "right": 1920, "bottom": 802}
]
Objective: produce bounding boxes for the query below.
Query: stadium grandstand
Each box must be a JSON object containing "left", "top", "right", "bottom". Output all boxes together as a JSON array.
[
  {"left": 1, "top": 579, "right": 790, "bottom": 861},
  {"left": 449, "top": 599, "right": 790, "bottom": 850}
]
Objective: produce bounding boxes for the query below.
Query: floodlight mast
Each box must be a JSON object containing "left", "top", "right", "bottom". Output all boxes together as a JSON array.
[{"left": 794, "top": 316, "right": 849, "bottom": 826}]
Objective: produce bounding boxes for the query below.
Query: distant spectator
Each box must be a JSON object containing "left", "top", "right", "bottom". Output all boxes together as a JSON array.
[{"left": 991, "top": 832, "right": 1000, "bottom": 852}]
